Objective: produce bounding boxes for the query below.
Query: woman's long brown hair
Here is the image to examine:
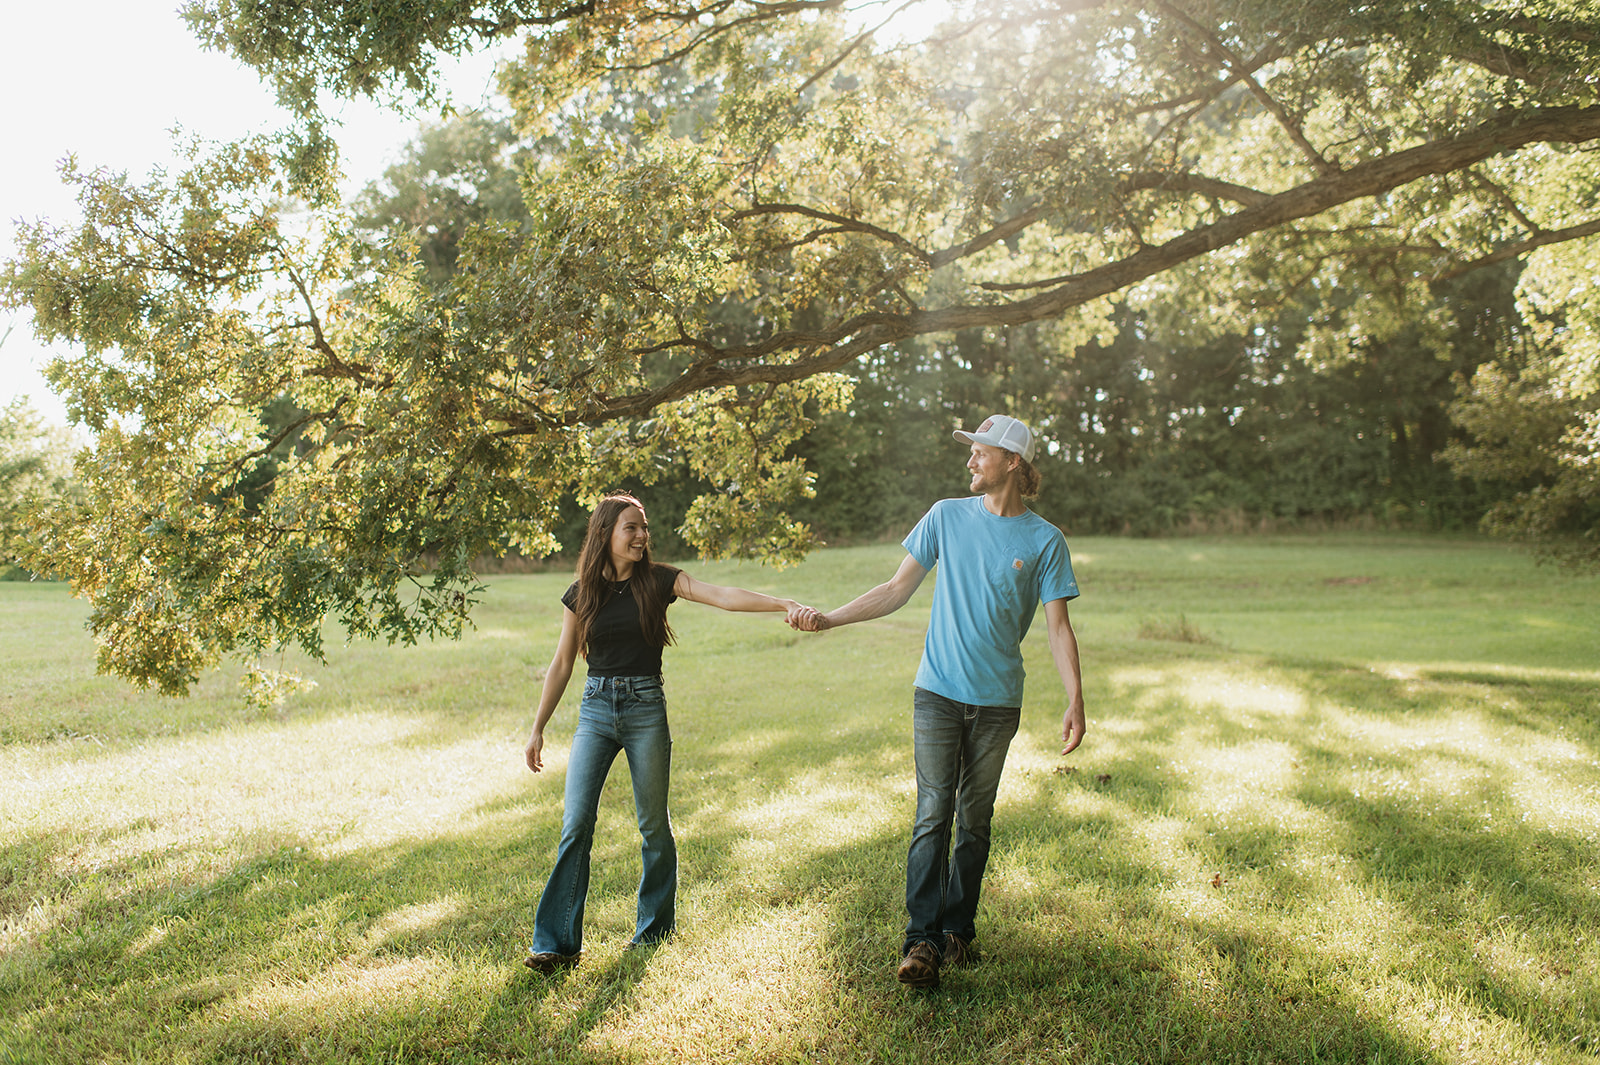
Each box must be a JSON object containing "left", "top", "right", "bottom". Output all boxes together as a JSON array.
[{"left": 571, "top": 493, "right": 676, "bottom": 656}]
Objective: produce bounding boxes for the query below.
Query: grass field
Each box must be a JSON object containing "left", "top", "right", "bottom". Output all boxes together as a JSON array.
[{"left": 2, "top": 533, "right": 1597, "bottom": 1064}]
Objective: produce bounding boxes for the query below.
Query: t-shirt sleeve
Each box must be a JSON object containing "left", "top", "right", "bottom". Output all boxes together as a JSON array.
[
  {"left": 1037, "top": 532, "right": 1079, "bottom": 603},
  {"left": 560, "top": 580, "right": 579, "bottom": 611},
  {"left": 901, "top": 503, "right": 942, "bottom": 570},
  {"left": 656, "top": 565, "right": 680, "bottom": 604}
]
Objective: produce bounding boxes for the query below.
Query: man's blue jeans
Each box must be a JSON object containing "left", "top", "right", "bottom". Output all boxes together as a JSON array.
[
  {"left": 530, "top": 675, "right": 676, "bottom": 956},
  {"left": 903, "top": 686, "right": 1020, "bottom": 956}
]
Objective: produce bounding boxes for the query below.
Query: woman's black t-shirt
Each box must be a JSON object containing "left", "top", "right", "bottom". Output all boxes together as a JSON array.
[{"left": 562, "top": 564, "right": 680, "bottom": 677}]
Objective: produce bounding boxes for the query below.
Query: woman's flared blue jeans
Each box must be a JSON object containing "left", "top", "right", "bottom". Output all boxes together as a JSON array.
[
  {"left": 903, "top": 686, "right": 1020, "bottom": 956},
  {"left": 530, "top": 675, "right": 676, "bottom": 956}
]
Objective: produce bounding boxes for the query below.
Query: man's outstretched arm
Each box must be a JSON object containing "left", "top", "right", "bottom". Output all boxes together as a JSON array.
[{"left": 791, "top": 554, "right": 928, "bottom": 631}]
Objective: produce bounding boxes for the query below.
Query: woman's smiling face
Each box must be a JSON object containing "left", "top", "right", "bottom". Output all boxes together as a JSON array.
[{"left": 608, "top": 504, "right": 649, "bottom": 574}]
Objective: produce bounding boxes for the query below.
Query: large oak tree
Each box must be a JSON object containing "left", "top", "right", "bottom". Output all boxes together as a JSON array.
[{"left": 5, "top": 0, "right": 1598, "bottom": 692}]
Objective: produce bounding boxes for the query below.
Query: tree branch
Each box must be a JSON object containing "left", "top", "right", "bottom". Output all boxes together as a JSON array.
[
  {"left": 603, "top": 0, "right": 850, "bottom": 74},
  {"left": 981, "top": 104, "right": 1600, "bottom": 297},
  {"left": 516, "top": 101, "right": 1600, "bottom": 428},
  {"left": 283, "top": 263, "right": 374, "bottom": 381},
  {"left": 227, "top": 399, "right": 352, "bottom": 472},
  {"left": 1158, "top": 2, "right": 1335, "bottom": 176},
  {"left": 1439, "top": 12, "right": 1598, "bottom": 87},
  {"left": 732, "top": 202, "right": 931, "bottom": 261},
  {"left": 794, "top": 0, "right": 921, "bottom": 97},
  {"left": 1434, "top": 217, "right": 1600, "bottom": 281},
  {"left": 1117, "top": 172, "right": 1274, "bottom": 208},
  {"left": 929, "top": 206, "right": 1045, "bottom": 267}
]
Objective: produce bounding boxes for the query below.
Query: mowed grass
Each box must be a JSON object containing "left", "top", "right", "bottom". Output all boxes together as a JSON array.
[{"left": 2, "top": 533, "right": 1598, "bottom": 1064}]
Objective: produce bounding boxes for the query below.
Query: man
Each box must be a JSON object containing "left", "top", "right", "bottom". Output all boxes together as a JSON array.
[{"left": 791, "top": 414, "right": 1084, "bottom": 988}]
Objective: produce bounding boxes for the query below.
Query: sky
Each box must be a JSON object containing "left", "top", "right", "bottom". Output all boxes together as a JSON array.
[{"left": 0, "top": 0, "right": 510, "bottom": 426}]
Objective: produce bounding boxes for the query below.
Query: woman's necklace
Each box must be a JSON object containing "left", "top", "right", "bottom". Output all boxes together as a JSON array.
[{"left": 611, "top": 577, "right": 630, "bottom": 596}]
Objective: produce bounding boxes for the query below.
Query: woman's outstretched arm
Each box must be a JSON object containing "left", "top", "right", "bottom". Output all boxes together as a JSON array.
[{"left": 673, "top": 570, "right": 811, "bottom": 624}]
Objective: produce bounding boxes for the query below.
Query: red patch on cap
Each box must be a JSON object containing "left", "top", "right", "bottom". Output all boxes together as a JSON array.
[{"left": 976, "top": 418, "right": 994, "bottom": 432}]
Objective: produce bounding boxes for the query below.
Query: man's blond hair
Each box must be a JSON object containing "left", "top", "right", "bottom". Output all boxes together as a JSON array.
[{"left": 1014, "top": 456, "right": 1041, "bottom": 499}]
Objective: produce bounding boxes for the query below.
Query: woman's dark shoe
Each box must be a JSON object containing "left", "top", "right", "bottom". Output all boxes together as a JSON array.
[{"left": 524, "top": 951, "right": 580, "bottom": 974}]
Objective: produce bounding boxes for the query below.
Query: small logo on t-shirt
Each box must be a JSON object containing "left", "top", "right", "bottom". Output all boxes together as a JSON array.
[{"left": 1012, "top": 558, "right": 1024, "bottom": 570}]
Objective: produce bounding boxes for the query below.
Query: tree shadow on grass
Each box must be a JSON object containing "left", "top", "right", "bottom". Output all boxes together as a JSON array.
[
  {"left": 1, "top": 699, "right": 909, "bottom": 1063},
  {"left": 1422, "top": 667, "right": 1600, "bottom": 748},
  {"left": 769, "top": 793, "right": 1435, "bottom": 1065},
  {"left": 1019, "top": 651, "right": 1600, "bottom": 1063},
  {"left": 0, "top": 830, "right": 67, "bottom": 920},
  {"left": 1, "top": 824, "right": 672, "bottom": 1063}
]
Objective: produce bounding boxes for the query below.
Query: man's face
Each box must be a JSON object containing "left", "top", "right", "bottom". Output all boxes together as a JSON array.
[{"left": 967, "top": 443, "right": 1015, "bottom": 494}]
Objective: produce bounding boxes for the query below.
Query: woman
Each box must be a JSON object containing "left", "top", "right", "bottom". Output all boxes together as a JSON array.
[{"left": 523, "top": 492, "right": 808, "bottom": 973}]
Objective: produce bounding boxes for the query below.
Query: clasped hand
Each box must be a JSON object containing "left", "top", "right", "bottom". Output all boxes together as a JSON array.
[{"left": 784, "top": 604, "right": 828, "bottom": 632}]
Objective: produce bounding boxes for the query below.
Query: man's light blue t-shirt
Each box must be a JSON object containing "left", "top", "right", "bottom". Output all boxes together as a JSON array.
[{"left": 902, "top": 496, "right": 1079, "bottom": 708}]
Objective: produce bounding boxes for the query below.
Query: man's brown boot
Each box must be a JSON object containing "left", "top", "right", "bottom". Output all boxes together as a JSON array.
[{"left": 896, "top": 941, "right": 941, "bottom": 988}]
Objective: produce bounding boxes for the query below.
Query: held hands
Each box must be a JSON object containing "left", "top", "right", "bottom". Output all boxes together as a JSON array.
[{"left": 785, "top": 603, "right": 829, "bottom": 632}]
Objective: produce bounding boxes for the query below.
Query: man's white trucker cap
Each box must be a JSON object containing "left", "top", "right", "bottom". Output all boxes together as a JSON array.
[{"left": 953, "top": 414, "right": 1036, "bottom": 463}]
